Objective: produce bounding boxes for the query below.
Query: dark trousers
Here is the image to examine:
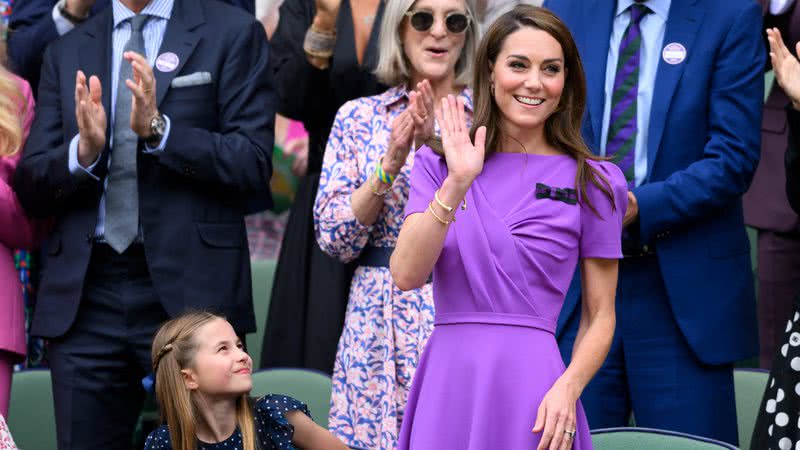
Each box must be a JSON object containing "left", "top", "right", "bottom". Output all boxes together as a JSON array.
[
  {"left": 757, "top": 230, "right": 800, "bottom": 369},
  {"left": 558, "top": 255, "right": 739, "bottom": 446},
  {"left": 49, "top": 244, "right": 169, "bottom": 450}
]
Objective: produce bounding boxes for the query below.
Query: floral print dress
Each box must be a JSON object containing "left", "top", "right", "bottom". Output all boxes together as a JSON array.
[{"left": 314, "top": 85, "right": 472, "bottom": 450}]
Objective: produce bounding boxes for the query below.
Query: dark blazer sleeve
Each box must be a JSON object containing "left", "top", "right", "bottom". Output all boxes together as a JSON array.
[
  {"left": 7, "top": 0, "right": 60, "bottom": 92},
  {"left": 270, "top": 0, "right": 333, "bottom": 123},
  {"left": 13, "top": 43, "right": 104, "bottom": 219},
  {"left": 155, "top": 19, "right": 274, "bottom": 193},
  {"left": 787, "top": 106, "right": 800, "bottom": 214},
  {"left": 633, "top": 4, "right": 765, "bottom": 241}
]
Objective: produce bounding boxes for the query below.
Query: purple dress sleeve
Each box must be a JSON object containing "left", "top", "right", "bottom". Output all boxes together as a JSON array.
[
  {"left": 404, "top": 145, "right": 446, "bottom": 219},
  {"left": 579, "top": 160, "right": 628, "bottom": 259}
]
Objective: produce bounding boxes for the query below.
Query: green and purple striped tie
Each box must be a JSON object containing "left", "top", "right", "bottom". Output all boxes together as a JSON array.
[{"left": 606, "top": 3, "right": 649, "bottom": 188}]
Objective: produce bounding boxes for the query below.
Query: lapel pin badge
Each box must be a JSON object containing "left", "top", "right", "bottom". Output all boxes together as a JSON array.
[
  {"left": 662, "top": 43, "right": 687, "bottom": 65},
  {"left": 155, "top": 52, "right": 180, "bottom": 72}
]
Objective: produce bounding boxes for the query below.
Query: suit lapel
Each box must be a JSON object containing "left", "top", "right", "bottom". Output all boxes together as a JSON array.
[
  {"left": 582, "top": 0, "right": 616, "bottom": 151},
  {"left": 79, "top": 8, "right": 114, "bottom": 130},
  {"left": 154, "top": 0, "right": 203, "bottom": 107},
  {"left": 645, "top": 0, "right": 702, "bottom": 179}
]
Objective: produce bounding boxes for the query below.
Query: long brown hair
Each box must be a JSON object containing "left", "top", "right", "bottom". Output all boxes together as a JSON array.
[
  {"left": 152, "top": 312, "right": 258, "bottom": 450},
  {"left": 437, "top": 5, "right": 615, "bottom": 214}
]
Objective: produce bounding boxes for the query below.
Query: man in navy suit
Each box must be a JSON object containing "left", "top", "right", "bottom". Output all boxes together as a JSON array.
[
  {"left": 546, "top": 0, "right": 763, "bottom": 444},
  {"left": 13, "top": 0, "right": 273, "bottom": 448},
  {"left": 7, "top": 0, "right": 254, "bottom": 94}
]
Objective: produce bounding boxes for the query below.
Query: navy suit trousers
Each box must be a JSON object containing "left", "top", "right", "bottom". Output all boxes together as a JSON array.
[{"left": 48, "top": 244, "right": 169, "bottom": 450}]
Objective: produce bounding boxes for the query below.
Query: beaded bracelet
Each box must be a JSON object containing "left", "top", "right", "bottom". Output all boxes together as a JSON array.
[{"left": 303, "top": 24, "right": 336, "bottom": 60}]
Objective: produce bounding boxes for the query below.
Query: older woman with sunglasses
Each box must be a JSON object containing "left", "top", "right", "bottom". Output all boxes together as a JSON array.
[{"left": 313, "top": 1, "right": 478, "bottom": 449}]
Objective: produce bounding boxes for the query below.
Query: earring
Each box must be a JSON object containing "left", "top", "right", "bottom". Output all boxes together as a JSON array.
[{"left": 490, "top": 82, "right": 495, "bottom": 96}]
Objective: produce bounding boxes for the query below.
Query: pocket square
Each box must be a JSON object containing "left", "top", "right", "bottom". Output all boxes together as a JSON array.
[{"left": 170, "top": 71, "right": 212, "bottom": 88}]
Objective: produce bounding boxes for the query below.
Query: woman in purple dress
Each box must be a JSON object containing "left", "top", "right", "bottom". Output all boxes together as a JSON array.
[{"left": 390, "top": 6, "right": 626, "bottom": 450}]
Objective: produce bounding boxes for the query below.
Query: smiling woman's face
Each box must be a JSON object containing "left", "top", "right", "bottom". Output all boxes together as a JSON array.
[
  {"left": 401, "top": 0, "right": 469, "bottom": 84},
  {"left": 491, "top": 26, "right": 566, "bottom": 137}
]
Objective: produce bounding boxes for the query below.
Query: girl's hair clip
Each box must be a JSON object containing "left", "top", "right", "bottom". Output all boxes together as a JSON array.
[{"left": 142, "top": 372, "right": 156, "bottom": 394}]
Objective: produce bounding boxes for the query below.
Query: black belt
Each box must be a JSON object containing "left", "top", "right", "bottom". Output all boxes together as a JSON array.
[
  {"left": 356, "top": 246, "right": 432, "bottom": 284},
  {"left": 357, "top": 246, "right": 395, "bottom": 268}
]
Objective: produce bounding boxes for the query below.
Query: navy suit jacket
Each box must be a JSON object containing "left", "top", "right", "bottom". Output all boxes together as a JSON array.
[
  {"left": 7, "top": 0, "right": 254, "bottom": 95},
  {"left": 547, "top": 0, "right": 763, "bottom": 365},
  {"left": 14, "top": 0, "right": 274, "bottom": 338}
]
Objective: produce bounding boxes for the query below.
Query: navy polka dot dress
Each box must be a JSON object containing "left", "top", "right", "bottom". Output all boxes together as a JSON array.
[{"left": 143, "top": 395, "right": 310, "bottom": 450}]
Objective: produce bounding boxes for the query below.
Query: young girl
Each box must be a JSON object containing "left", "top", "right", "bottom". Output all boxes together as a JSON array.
[{"left": 143, "top": 312, "right": 348, "bottom": 450}]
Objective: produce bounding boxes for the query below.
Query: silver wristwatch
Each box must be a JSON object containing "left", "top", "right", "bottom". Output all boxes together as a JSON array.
[{"left": 146, "top": 114, "right": 167, "bottom": 146}]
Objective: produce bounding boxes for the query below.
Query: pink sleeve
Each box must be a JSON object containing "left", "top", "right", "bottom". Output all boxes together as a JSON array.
[
  {"left": 0, "top": 77, "right": 50, "bottom": 250},
  {"left": 404, "top": 146, "right": 446, "bottom": 219},
  {"left": 579, "top": 161, "right": 627, "bottom": 259},
  {"left": 284, "top": 119, "right": 308, "bottom": 143}
]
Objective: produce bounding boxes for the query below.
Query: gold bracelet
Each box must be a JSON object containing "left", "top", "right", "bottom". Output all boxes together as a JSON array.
[
  {"left": 428, "top": 201, "right": 451, "bottom": 225},
  {"left": 434, "top": 189, "right": 468, "bottom": 213},
  {"left": 433, "top": 189, "right": 453, "bottom": 213},
  {"left": 369, "top": 174, "right": 391, "bottom": 197}
]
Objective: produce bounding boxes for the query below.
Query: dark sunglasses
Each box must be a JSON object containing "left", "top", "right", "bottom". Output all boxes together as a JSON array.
[{"left": 404, "top": 10, "right": 471, "bottom": 34}]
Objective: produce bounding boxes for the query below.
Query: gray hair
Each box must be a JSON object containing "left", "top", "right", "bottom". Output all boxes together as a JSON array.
[{"left": 374, "top": 0, "right": 479, "bottom": 87}]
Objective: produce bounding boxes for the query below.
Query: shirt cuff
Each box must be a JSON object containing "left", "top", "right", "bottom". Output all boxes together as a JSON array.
[
  {"left": 770, "top": 0, "right": 795, "bottom": 15},
  {"left": 68, "top": 134, "right": 100, "bottom": 180},
  {"left": 52, "top": 2, "right": 77, "bottom": 36},
  {"left": 143, "top": 115, "right": 171, "bottom": 154}
]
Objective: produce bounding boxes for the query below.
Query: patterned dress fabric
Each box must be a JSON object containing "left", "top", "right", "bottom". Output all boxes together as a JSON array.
[
  {"left": 314, "top": 85, "right": 472, "bottom": 450},
  {"left": 143, "top": 395, "right": 309, "bottom": 450},
  {"left": 751, "top": 301, "right": 800, "bottom": 450},
  {"left": 0, "top": 414, "right": 16, "bottom": 450},
  {"left": 397, "top": 148, "right": 627, "bottom": 449}
]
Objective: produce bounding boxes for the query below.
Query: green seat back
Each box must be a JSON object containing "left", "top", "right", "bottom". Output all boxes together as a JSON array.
[
  {"left": 592, "top": 427, "right": 738, "bottom": 450},
  {"left": 247, "top": 258, "right": 278, "bottom": 369},
  {"left": 734, "top": 368, "right": 769, "bottom": 448},
  {"left": 8, "top": 369, "right": 57, "bottom": 450},
  {"left": 250, "top": 368, "right": 332, "bottom": 428}
]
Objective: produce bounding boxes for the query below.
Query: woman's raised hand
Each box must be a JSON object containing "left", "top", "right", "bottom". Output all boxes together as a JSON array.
[
  {"left": 409, "top": 79, "right": 435, "bottom": 149},
  {"left": 435, "top": 95, "right": 485, "bottom": 185},
  {"left": 768, "top": 27, "right": 800, "bottom": 109}
]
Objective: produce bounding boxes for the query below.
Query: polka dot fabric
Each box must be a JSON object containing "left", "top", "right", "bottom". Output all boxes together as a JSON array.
[
  {"left": 143, "top": 395, "right": 310, "bottom": 450},
  {"left": 752, "top": 306, "right": 800, "bottom": 450}
]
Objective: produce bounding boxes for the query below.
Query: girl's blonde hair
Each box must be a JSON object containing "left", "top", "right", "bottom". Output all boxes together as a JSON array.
[
  {"left": 0, "top": 24, "right": 24, "bottom": 158},
  {"left": 152, "top": 312, "right": 258, "bottom": 450},
  {"left": 374, "top": 0, "right": 480, "bottom": 86}
]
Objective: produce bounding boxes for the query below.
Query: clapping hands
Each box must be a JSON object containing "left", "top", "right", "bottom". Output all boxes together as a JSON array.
[
  {"left": 409, "top": 79, "right": 435, "bottom": 150},
  {"left": 767, "top": 27, "right": 800, "bottom": 109}
]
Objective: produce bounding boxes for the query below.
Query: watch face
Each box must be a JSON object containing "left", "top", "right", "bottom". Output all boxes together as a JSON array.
[{"left": 151, "top": 115, "right": 166, "bottom": 135}]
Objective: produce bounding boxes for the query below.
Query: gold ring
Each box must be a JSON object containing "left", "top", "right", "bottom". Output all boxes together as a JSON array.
[{"left": 564, "top": 429, "right": 576, "bottom": 439}]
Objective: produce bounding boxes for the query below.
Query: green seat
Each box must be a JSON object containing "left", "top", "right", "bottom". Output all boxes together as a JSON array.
[
  {"left": 8, "top": 369, "right": 57, "bottom": 450},
  {"left": 247, "top": 258, "right": 278, "bottom": 369},
  {"left": 734, "top": 368, "right": 769, "bottom": 449},
  {"left": 592, "top": 427, "right": 738, "bottom": 450},
  {"left": 250, "top": 368, "right": 332, "bottom": 428}
]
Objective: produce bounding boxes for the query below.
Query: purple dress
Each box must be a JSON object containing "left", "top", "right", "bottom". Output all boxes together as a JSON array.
[{"left": 397, "top": 147, "right": 627, "bottom": 450}]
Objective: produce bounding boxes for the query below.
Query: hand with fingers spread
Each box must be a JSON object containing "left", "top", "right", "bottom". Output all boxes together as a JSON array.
[
  {"left": 382, "top": 109, "right": 416, "bottom": 178},
  {"left": 123, "top": 51, "right": 160, "bottom": 138},
  {"left": 409, "top": 79, "right": 435, "bottom": 150},
  {"left": 435, "top": 95, "right": 486, "bottom": 188},
  {"left": 74, "top": 70, "right": 107, "bottom": 167},
  {"left": 767, "top": 27, "right": 800, "bottom": 110},
  {"left": 532, "top": 379, "right": 579, "bottom": 450}
]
